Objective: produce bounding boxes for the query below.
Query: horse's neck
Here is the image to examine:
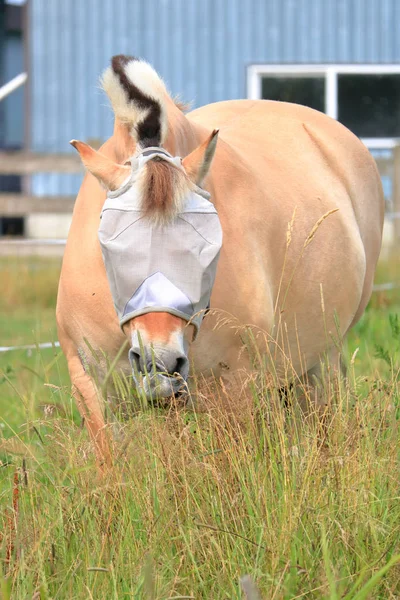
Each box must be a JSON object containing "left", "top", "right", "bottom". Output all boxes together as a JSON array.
[{"left": 164, "top": 98, "right": 209, "bottom": 157}]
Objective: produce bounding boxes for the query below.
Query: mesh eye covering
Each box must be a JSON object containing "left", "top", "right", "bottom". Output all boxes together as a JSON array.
[{"left": 98, "top": 148, "right": 222, "bottom": 337}]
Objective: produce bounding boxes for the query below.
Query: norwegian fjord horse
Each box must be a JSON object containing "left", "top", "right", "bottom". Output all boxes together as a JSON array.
[{"left": 56, "top": 55, "right": 384, "bottom": 465}]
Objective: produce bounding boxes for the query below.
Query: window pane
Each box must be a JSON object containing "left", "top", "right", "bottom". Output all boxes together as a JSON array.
[
  {"left": 261, "top": 77, "right": 325, "bottom": 113},
  {"left": 338, "top": 74, "right": 400, "bottom": 138}
]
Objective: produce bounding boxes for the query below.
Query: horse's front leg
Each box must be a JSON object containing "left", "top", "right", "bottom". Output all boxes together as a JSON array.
[{"left": 68, "top": 354, "right": 113, "bottom": 469}]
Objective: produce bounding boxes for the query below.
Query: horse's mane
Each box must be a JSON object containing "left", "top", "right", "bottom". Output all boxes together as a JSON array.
[
  {"left": 173, "top": 96, "right": 191, "bottom": 113},
  {"left": 139, "top": 157, "right": 191, "bottom": 224}
]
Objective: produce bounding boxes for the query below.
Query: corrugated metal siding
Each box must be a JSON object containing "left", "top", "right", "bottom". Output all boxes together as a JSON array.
[
  {"left": 1, "top": 34, "right": 24, "bottom": 147},
  {"left": 28, "top": 0, "right": 400, "bottom": 194},
  {"left": 30, "top": 0, "right": 400, "bottom": 152}
]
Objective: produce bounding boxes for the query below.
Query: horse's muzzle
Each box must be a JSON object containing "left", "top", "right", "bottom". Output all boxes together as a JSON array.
[
  {"left": 137, "top": 371, "right": 188, "bottom": 403},
  {"left": 128, "top": 331, "right": 189, "bottom": 401}
]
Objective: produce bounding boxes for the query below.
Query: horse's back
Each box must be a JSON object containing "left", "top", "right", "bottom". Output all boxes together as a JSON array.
[
  {"left": 188, "top": 99, "right": 380, "bottom": 193},
  {"left": 189, "top": 98, "right": 384, "bottom": 272}
]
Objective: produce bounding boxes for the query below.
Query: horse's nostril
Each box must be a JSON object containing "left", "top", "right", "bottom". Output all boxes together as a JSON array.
[
  {"left": 128, "top": 349, "right": 143, "bottom": 373},
  {"left": 173, "top": 356, "right": 187, "bottom": 376}
]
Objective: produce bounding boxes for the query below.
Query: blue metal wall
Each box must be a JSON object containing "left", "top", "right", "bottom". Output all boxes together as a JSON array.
[
  {"left": 2, "top": 33, "right": 24, "bottom": 147},
  {"left": 1, "top": 1, "right": 24, "bottom": 148},
  {"left": 30, "top": 0, "right": 400, "bottom": 153}
]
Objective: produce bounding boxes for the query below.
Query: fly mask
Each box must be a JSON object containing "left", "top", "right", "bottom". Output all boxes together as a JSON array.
[{"left": 98, "top": 147, "right": 223, "bottom": 390}]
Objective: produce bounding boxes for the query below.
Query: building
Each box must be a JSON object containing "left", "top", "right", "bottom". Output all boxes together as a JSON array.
[
  {"left": 1, "top": 0, "right": 400, "bottom": 241},
  {"left": 0, "top": 0, "right": 24, "bottom": 236}
]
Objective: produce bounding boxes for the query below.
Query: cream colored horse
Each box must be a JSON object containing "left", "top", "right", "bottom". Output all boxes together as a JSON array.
[{"left": 57, "top": 55, "right": 384, "bottom": 465}]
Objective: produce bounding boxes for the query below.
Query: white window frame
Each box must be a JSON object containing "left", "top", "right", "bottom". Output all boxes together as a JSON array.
[{"left": 247, "top": 64, "right": 400, "bottom": 149}]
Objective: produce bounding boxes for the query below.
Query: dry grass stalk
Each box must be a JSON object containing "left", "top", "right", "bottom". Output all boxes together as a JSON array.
[
  {"left": 286, "top": 206, "right": 297, "bottom": 248},
  {"left": 303, "top": 208, "right": 339, "bottom": 248}
]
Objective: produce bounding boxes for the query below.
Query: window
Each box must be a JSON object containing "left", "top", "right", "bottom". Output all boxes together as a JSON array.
[
  {"left": 247, "top": 65, "right": 400, "bottom": 146},
  {"left": 260, "top": 76, "right": 325, "bottom": 113},
  {"left": 338, "top": 74, "right": 400, "bottom": 138},
  {"left": 0, "top": 216, "right": 24, "bottom": 236}
]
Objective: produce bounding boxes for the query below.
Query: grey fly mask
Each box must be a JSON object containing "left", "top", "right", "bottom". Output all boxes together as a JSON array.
[{"left": 98, "top": 148, "right": 223, "bottom": 342}]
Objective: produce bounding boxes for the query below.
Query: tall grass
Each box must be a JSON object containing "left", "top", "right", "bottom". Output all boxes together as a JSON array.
[
  {"left": 0, "top": 258, "right": 62, "bottom": 313},
  {"left": 0, "top": 258, "right": 62, "bottom": 348},
  {"left": 0, "top": 255, "right": 399, "bottom": 599}
]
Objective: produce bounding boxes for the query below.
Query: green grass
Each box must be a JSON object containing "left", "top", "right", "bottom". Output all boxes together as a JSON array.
[{"left": 0, "top": 256, "right": 399, "bottom": 599}]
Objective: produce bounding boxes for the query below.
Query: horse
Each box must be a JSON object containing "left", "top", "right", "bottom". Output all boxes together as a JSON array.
[{"left": 56, "top": 55, "right": 384, "bottom": 465}]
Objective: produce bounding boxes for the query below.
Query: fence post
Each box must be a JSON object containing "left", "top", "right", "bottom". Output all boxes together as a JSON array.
[{"left": 393, "top": 144, "right": 400, "bottom": 247}]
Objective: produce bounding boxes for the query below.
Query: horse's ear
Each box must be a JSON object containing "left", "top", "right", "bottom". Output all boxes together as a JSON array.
[
  {"left": 70, "top": 140, "right": 130, "bottom": 191},
  {"left": 182, "top": 129, "right": 219, "bottom": 186}
]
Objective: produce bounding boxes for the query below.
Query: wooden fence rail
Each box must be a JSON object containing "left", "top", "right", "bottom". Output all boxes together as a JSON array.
[
  {"left": 0, "top": 194, "right": 75, "bottom": 215},
  {"left": 0, "top": 151, "right": 82, "bottom": 175}
]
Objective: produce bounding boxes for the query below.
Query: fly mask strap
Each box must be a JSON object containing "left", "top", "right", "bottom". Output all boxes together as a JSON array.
[{"left": 140, "top": 147, "right": 173, "bottom": 159}]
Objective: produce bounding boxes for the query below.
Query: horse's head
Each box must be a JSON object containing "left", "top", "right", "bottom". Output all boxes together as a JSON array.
[{"left": 71, "top": 129, "right": 221, "bottom": 402}]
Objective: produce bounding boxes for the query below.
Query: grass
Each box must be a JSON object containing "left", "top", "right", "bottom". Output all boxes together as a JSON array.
[{"left": 0, "top": 255, "right": 399, "bottom": 599}]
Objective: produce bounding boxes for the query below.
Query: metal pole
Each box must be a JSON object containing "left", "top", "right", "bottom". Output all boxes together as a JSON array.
[{"left": 0, "top": 72, "right": 27, "bottom": 102}]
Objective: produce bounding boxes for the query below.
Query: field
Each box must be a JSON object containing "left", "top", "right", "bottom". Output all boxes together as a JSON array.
[{"left": 0, "top": 255, "right": 399, "bottom": 599}]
